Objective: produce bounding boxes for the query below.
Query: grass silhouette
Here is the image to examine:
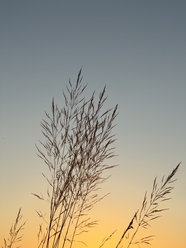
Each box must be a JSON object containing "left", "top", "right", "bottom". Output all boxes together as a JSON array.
[
  {"left": 2, "top": 208, "right": 26, "bottom": 248},
  {"left": 2, "top": 70, "right": 180, "bottom": 248}
]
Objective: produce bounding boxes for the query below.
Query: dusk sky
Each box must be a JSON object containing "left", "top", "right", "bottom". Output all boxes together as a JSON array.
[{"left": 0, "top": 1, "right": 186, "bottom": 247}]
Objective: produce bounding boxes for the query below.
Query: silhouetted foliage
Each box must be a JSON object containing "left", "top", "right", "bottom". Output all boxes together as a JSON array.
[{"left": 2, "top": 70, "right": 180, "bottom": 248}]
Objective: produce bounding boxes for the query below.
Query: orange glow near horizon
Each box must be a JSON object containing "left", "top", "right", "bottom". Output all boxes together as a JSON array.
[{"left": 1, "top": 192, "right": 185, "bottom": 248}]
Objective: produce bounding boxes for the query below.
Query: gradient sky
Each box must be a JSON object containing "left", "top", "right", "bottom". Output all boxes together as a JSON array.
[{"left": 0, "top": 1, "right": 186, "bottom": 247}]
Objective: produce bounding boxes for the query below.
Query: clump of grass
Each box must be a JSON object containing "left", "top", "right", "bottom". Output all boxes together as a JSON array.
[
  {"left": 2, "top": 208, "right": 26, "bottom": 248},
  {"left": 115, "top": 162, "right": 181, "bottom": 248},
  {"left": 1, "top": 69, "right": 181, "bottom": 248},
  {"left": 34, "top": 69, "right": 118, "bottom": 248}
]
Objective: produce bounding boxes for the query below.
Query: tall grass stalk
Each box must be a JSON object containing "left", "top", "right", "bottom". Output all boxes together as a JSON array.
[
  {"left": 34, "top": 69, "right": 118, "bottom": 248},
  {"left": 115, "top": 162, "right": 181, "bottom": 248},
  {"left": 2, "top": 208, "right": 26, "bottom": 248}
]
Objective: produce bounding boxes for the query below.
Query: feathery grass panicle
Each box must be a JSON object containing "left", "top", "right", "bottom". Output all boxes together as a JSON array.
[
  {"left": 35, "top": 69, "right": 118, "bottom": 248},
  {"left": 2, "top": 208, "right": 26, "bottom": 248},
  {"left": 115, "top": 162, "right": 181, "bottom": 248}
]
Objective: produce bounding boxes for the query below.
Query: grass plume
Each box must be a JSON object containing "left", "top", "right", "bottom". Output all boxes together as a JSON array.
[
  {"left": 2, "top": 208, "right": 26, "bottom": 248},
  {"left": 35, "top": 69, "right": 118, "bottom": 248},
  {"left": 115, "top": 162, "right": 181, "bottom": 248}
]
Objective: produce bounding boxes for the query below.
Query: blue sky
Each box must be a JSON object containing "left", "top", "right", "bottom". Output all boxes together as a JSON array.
[{"left": 0, "top": 1, "right": 186, "bottom": 247}]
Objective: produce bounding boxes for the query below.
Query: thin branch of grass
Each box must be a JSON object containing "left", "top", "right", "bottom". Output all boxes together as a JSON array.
[
  {"left": 115, "top": 211, "right": 138, "bottom": 248},
  {"left": 2, "top": 208, "right": 26, "bottom": 248},
  {"left": 116, "top": 162, "right": 180, "bottom": 248},
  {"left": 99, "top": 229, "right": 117, "bottom": 248}
]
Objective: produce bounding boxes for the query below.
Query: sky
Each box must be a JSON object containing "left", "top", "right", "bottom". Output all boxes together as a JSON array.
[{"left": 0, "top": 1, "right": 186, "bottom": 247}]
